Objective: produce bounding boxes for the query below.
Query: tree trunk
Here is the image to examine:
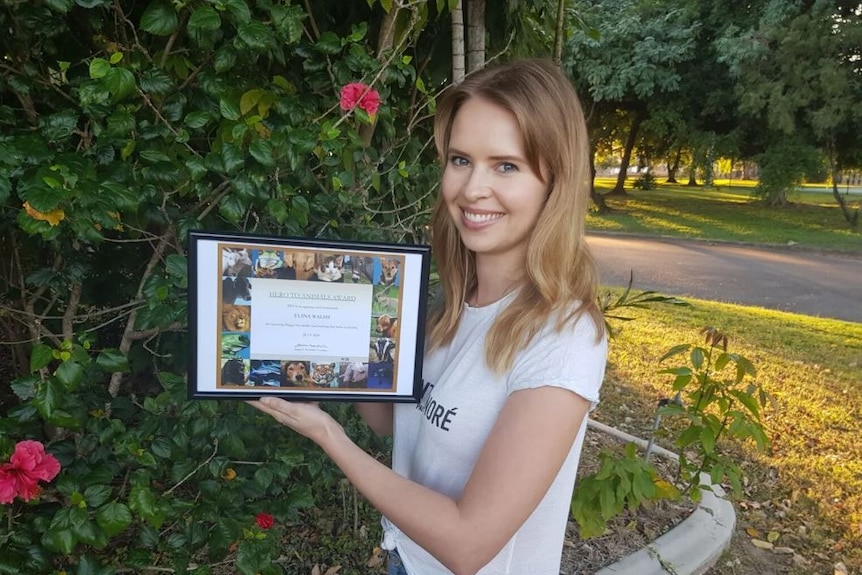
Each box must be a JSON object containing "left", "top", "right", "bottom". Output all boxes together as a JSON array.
[
  {"left": 666, "top": 147, "right": 682, "bottom": 183},
  {"left": 830, "top": 158, "right": 859, "bottom": 228},
  {"left": 451, "top": 0, "right": 465, "bottom": 83},
  {"left": 609, "top": 111, "right": 643, "bottom": 195},
  {"left": 589, "top": 146, "right": 608, "bottom": 213},
  {"left": 553, "top": 0, "right": 566, "bottom": 65},
  {"left": 360, "top": 6, "right": 400, "bottom": 146},
  {"left": 466, "top": 0, "right": 485, "bottom": 74},
  {"left": 686, "top": 166, "right": 698, "bottom": 186}
]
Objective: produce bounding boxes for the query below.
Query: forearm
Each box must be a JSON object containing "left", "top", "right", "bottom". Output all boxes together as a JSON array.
[{"left": 354, "top": 402, "right": 393, "bottom": 436}]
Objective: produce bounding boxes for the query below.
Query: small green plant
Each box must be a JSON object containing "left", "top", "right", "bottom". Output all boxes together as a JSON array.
[
  {"left": 571, "top": 326, "right": 773, "bottom": 539},
  {"left": 656, "top": 327, "right": 772, "bottom": 500},
  {"left": 632, "top": 172, "right": 657, "bottom": 190},
  {"left": 570, "top": 442, "right": 681, "bottom": 538}
]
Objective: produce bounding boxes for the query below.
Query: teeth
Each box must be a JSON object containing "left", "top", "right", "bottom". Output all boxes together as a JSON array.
[{"left": 463, "top": 211, "right": 502, "bottom": 223}]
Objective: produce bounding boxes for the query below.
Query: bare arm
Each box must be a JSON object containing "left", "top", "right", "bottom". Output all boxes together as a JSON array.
[
  {"left": 354, "top": 402, "right": 393, "bottom": 436},
  {"left": 251, "top": 386, "right": 589, "bottom": 575}
]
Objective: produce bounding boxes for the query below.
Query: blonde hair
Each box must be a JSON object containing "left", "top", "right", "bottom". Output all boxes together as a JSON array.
[{"left": 427, "top": 59, "right": 604, "bottom": 374}]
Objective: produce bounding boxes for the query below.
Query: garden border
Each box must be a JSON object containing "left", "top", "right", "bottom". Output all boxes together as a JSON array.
[{"left": 587, "top": 420, "right": 737, "bottom": 575}]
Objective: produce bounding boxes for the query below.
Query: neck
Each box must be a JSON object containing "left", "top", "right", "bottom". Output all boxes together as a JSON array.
[{"left": 471, "top": 254, "right": 525, "bottom": 307}]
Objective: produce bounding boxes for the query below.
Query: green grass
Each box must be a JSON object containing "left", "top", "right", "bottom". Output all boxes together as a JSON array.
[
  {"left": 595, "top": 291, "right": 862, "bottom": 573},
  {"left": 587, "top": 178, "right": 862, "bottom": 251}
]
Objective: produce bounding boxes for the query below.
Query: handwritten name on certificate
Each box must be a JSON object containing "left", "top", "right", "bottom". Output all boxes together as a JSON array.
[{"left": 250, "top": 278, "right": 373, "bottom": 360}]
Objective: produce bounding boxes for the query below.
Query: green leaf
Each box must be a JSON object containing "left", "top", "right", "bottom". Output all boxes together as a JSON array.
[
  {"left": 31, "top": 343, "right": 54, "bottom": 372},
  {"left": 219, "top": 98, "right": 241, "bottom": 121},
  {"left": 96, "top": 501, "right": 132, "bottom": 537},
  {"left": 104, "top": 67, "right": 136, "bottom": 102},
  {"left": 55, "top": 361, "right": 84, "bottom": 388},
  {"left": 237, "top": 21, "right": 272, "bottom": 50},
  {"left": 84, "top": 485, "right": 113, "bottom": 508},
  {"left": 34, "top": 378, "right": 63, "bottom": 420},
  {"left": 185, "top": 111, "right": 212, "bottom": 129},
  {"left": 690, "top": 347, "right": 704, "bottom": 369},
  {"left": 188, "top": 7, "right": 221, "bottom": 32},
  {"left": 166, "top": 254, "right": 188, "bottom": 285},
  {"left": 658, "top": 344, "right": 690, "bottom": 362},
  {"left": 248, "top": 138, "right": 274, "bottom": 166},
  {"left": 96, "top": 348, "right": 129, "bottom": 373},
  {"left": 315, "top": 31, "right": 342, "bottom": 54},
  {"left": 139, "top": 68, "right": 174, "bottom": 94},
  {"left": 700, "top": 425, "right": 716, "bottom": 454},
  {"left": 41, "top": 527, "right": 76, "bottom": 554},
  {"left": 221, "top": 142, "right": 244, "bottom": 173},
  {"left": 140, "top": 0, "right": 178, "bottom": 36},
  {"left": 89, "top": 58, "right": 110, "bottom": 79},
  {"left": 225, "top": 0, "right": 252, "bottom": 23},
  {"left": 129, "top": 484, "right": 165, "bottom": 529}
]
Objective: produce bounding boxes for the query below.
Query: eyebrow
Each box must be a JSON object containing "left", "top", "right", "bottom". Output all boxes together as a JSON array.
[{"left": 447, "top": 147, "right": 526, "bottom": 163}]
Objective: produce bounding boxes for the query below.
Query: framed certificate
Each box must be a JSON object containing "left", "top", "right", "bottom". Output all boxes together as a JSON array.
[{"left": 188, "top": 230, "right": 431, "bottom": 402}]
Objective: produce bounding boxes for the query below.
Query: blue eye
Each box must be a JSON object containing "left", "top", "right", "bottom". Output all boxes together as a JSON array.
[
  {"left": 450, "top": 156, "right": 469, "bottom": 167},
  {"left": 500, "top": 162, "right": 518, "bottom": 173}
]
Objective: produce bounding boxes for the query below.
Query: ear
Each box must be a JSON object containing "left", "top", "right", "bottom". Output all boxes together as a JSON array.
[
  {"left": 335, "top": 255, "right": 343, "bottom": 266},
  {"left": 284, "top": 252, "right": 295, "bottom": 267}
]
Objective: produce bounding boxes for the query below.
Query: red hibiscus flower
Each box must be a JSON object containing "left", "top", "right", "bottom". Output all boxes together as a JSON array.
[
  {"left": 0, "top": 440, "right": 61, "bottom": 504},
  {"left": 255, "top": 512, "right": 275, "bottom": 529},
  {"left": 339, "top": 82, "right": 381, "bottom": 116}
]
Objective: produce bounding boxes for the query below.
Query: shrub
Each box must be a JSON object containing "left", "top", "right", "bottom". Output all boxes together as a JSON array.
[{"left": 0, "top": 1, "right": 439, "bottom": 572}]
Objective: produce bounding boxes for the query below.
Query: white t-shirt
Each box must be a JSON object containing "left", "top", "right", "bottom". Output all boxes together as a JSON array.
[{"left": 381, "top": 296, "right": 608, "bottom": 574}]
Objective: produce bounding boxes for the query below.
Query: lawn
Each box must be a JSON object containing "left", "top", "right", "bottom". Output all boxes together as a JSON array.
[
  {"left": 587, "top": 178, "right": 862, "bottom": 251},
  {"left": 594, "top": 290, "right": 862, "bottom": 574}
]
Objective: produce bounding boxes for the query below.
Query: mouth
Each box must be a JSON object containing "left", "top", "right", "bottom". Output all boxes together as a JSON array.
[{"left": 461, "top": 210, "right": 504, "bottom": 225}]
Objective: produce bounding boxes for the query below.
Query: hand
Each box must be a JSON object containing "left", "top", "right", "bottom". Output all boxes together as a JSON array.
[{"left": 247, "top": 397, "right": 341, "bottom": 445}]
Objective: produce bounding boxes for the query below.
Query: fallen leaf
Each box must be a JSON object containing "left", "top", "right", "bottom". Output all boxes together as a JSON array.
[
  {"left": 324, "top": 566, "right": 342, "bottom": 575},
  {"left": 311, "top": 565, "right": 321, "bottom": 575},
  {"left": 767, "top": 531, "right": 780, "bottom": 543},
  {"left": 745, "top": 527, "right": 761, "bottom": 538},
  {"left": 366, "top": 546, "right": 385, "bottom": 568},
  {"left": 834, "top": 562, "right": 848, "bottom": 575},
  {"left": 773, "top": 547, "right": 795, "bottom": 555},
  {"left": 750, "top": 538, "right": 774, "bottom": 550}
]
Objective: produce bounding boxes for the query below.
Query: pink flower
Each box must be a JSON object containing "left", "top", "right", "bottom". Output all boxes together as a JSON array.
[
  {"left": 255, "top": 512, "right": 275, "bottom": 529},
  {"left": 339, "top": 82, "right": 381, "bottom": 116},
  {"left": 0, "top": 440, "right": 61, "bottom": 504}
]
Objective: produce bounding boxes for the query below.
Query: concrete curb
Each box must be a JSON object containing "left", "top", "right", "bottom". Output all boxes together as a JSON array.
[{"left": 587, "top": 420, "right": 737, "bottom": 575}]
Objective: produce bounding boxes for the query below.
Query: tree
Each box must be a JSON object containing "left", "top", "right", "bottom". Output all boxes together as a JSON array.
[
  {"left": 716, "top": 0, "right": 862, "bottom": 215},
  {"left": 563, "top": 0, "right": 700, "bottom": 199}
]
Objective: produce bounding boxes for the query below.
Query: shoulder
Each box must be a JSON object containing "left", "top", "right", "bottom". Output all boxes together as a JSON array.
[{"left": 506, "top": 306, "right": 608, "bottom": 405}]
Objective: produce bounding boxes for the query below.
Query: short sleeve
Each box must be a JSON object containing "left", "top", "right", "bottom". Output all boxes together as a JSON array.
[{"left": 506, "top": 313, "right": 608, "bottom": 410}]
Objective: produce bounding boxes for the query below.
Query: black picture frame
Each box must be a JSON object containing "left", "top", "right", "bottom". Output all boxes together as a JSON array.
[{"left": 188, "top": 230, "right": 431, "bottom": 402}]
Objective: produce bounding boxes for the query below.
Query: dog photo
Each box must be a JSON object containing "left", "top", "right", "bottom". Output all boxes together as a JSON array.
[{"left": 280, "top": 360, "right": 314, "bottom": 387}]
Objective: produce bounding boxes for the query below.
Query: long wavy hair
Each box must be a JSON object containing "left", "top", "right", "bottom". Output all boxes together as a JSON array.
[{"left": 426, "top": 59, "right": 604, "bottom": 374}]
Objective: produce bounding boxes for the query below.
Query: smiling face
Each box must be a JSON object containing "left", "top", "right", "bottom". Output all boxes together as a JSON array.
[{"left": 441, "top": 97, "right": 549, "bottom": 271}]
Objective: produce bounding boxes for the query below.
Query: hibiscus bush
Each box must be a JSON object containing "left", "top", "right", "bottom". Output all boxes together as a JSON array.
[{"left": 0, "top": 1, "right": 448, "bottom": 572}]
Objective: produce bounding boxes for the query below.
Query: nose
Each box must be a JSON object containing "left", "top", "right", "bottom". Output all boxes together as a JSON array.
[{"left": 462, "top": 166, "right": 492, "bottom": 201}]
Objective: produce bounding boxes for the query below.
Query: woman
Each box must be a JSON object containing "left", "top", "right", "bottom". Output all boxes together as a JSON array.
[{"left": 251, "top": 59, "right": 608, "bottom": 575}]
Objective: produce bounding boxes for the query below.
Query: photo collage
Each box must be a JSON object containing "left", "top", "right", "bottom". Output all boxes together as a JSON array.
[{"left": 218, "top": 244, "right": 403, "bottom": 392}]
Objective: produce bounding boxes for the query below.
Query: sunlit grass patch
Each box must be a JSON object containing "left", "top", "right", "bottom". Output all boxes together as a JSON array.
[
  {"left": 594, "top": 290, "right": 861, "bottom": 571},
  {"left": 587, "top": 182, "right": 861, "bottom": 251}
]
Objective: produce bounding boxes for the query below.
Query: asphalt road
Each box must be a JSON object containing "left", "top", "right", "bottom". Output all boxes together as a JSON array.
[{"left": 587, "top": 233, "right": 862, "bottom": 324}]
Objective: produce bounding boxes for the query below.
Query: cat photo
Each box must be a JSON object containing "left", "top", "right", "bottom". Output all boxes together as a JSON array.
[{"left": 312, "top": 254, "right": 344, "bottom": 282}]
